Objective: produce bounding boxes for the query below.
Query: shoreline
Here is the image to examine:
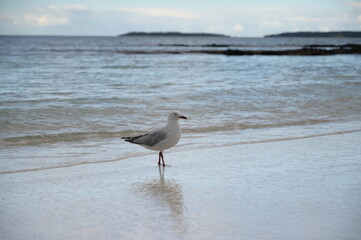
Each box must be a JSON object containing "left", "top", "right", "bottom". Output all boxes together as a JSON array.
[
  {"left": 1, "top": 128, "right": 360, "bottom": 175},
  {"left": 1, "top": 130, "right": 360, "bottom": 240}
]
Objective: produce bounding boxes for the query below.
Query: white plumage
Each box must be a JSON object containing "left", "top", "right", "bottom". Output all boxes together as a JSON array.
[{"left": 122, "top": 110, "right": 187, "bottom": 166}]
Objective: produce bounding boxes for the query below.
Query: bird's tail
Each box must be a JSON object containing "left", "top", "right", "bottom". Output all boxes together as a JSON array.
[{"left": 121, "top": 134, "right": 147, "bottom": 144}]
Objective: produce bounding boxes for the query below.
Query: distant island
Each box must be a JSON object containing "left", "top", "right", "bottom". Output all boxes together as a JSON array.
[
  {"left": 119, "top": 31, "right": 229, "bottom": 37},
  {"left": 265, "top": 31, "right": 361, "bottom": 38}
]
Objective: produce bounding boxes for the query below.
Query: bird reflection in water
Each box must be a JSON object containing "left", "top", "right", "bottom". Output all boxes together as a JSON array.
[{"left": 137, "top": 165, "right": 186, "bottom": 236}]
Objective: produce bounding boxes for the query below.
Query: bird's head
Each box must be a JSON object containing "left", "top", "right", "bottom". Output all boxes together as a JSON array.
[{"left": 168, "top": 110, "right": 187, "bottom": 121}]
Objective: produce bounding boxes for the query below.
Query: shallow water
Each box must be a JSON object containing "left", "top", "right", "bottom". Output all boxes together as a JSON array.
[
  {"left": 1, "top": 36, "right": 361, "bottom": 173},
  {"left": 1, "top": 132, "right": 360, "bottom": 240}
]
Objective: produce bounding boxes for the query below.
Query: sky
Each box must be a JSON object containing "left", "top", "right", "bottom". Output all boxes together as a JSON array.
[{"left": 0, "top": 0, "right": 360, "bottom": 37}]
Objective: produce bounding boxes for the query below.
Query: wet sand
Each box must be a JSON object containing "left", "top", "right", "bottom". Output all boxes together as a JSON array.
[{"left": 1, "top": 131, "right": 361, "bottom": 240}]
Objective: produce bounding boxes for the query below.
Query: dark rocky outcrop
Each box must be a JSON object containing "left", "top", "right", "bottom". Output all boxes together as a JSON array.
[
  {"left": 117, "top": 44, "right": 361, "bottom": 56},
  {"left": 265, "top": 31, "right": 361, "bottom": 38},
  {"left": 198, "top": 44, "right": 361, "bottom": 56}
]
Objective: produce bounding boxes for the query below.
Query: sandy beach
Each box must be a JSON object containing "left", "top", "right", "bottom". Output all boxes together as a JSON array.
[{"left": 1, "top": 130, "right": 360, "bottom": 240}]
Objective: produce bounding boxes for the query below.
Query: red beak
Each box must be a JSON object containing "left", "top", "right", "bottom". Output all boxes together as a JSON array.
[{"left": 180, "top": 116, "right": 187, "bottom": 119}]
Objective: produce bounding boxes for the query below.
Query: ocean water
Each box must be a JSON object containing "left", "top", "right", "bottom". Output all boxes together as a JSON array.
[
  {"left": 1, "top": 36, "right": 361, "bottom": 240},
  {"left": 0, "top": 36, "right": 361, "bottom": 172}
]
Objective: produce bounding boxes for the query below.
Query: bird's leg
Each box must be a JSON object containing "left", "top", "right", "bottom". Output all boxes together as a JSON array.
[
  {"left": 160, "top": 152, "right": 165, "bottom": 166},
  {"left": 158, "top": 152, "right": 161, "bottom": 165}
]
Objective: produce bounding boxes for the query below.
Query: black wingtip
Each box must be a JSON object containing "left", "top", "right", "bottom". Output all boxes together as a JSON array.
[
  {"left": 122, "top": 134, "right": 147, "bottom": 144},
  {"left": 122, "top": 137, "right": 134, "bottom": 142}
]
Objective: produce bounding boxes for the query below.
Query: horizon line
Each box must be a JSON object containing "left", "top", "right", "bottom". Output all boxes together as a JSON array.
[{"left": 0, "top": 34, "right": 261, "bottom": 38}]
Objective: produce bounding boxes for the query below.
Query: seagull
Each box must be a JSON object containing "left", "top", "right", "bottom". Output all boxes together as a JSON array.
[{"left": 122, "top": 110, "right": 187, "bottom": 166}]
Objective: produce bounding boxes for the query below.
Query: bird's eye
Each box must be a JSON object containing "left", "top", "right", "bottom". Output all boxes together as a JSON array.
[{"left": 174, "top": 113, "right": 177, "bottom": 116}]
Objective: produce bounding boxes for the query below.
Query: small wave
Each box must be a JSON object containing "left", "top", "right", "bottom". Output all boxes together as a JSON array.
[
  {"left": 1, "top": 119, "right": 335, "bottom": 147},
  {"left": 101, "top": 65, "right": 149, "bottom": 69},
  {"left": 26, "top": 48, "right": 111, "bottom": 53},
  {"left": 183, "top": 119, "right": 334, "bottom": 134},
  {"left": 216, "top": 129, "right": 361, "bottom": 149},
  {"left": 1, "top": 96, "right": 128, "bottom": 105},
  {"left": 1, "top": 128, "right": 360, "bottom": 175},
  {"left": 344, "top": 81, "right": 361, "bottom": 85},
  {"left": 1, "top": 130, "right": 144, "bottom": 146}
]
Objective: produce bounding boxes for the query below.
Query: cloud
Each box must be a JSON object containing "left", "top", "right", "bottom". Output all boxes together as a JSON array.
[
  {"left": 233, "top": 24, "right": 244, "bottom": 32},
  {"left": 0, "top": 14, "right": 21, "bottom": 25},
  {"left": 0, "top": 5, "right": 80, "bottom": 27},
  {"left": 347, "top": 2, "right": 361, "bottom": 9},
  {"left": 47, "top": 5, "right": 89, "bottom": 11},
  {"left": 345, "top": 2, "right": 361, "bottom": 28},
  {"left": 0, "top": 3, "right": 360, "bottom": 36},
  {"left": 24, "top": 14, "right": 69, "bottom": 26},
  {"left": 117, "top": 7, "right": 198, "bottom": 19},
  {"left": 292, "top": 16, "right": 321, "bottom": 23},
  {"left": 0, "top": 5, "right": 199, "bottom": 32},
  {"left": 258, "top": 21, "right": 283, "bottom": 28},
  {"left": 258, "top": 7, "right": 288, "bottom": 13},
  {"left": 319, "top": 26, "right": 330, "bottom": 32},
  {"left": 0, "top": 12, "right": 69, "bottom": 27},
  {"left": 206, "top": 24, "right": 227, "bottom": 33}
]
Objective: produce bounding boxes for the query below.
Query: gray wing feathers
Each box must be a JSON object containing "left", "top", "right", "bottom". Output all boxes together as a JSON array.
[{"left": 123, "top": 129, "right": 168, "bottom": 147}]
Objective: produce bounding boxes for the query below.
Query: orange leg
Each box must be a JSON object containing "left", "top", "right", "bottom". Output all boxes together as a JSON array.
[
  {"left": 160, "top": 152, "right": 165, "bottom": 166},
  {"left": 158, "top": 152, "right": 162, "bottom": 165},
  {"left": 158, "top": 152, "right": 165, "bottom": 166}
]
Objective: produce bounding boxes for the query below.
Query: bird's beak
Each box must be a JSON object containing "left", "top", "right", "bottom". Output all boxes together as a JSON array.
[{"left": 180, "top": 116, "right": 187, "bottom": 119}]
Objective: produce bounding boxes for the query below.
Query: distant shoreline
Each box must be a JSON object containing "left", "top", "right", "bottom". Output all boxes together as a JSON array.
[
  {"left": 1, "top": 31, "right": 361, "bottom": 38},
  {"left": 119, "top": 31, "right": 229, "bottom": 37},
  {"left": 265, "top": 31, "right": 361, "bottom": 38}
]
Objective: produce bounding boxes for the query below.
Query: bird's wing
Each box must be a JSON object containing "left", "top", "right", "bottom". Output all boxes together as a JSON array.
[{"left": 123, "top": 128, "right": 168, "bottom": 147}]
